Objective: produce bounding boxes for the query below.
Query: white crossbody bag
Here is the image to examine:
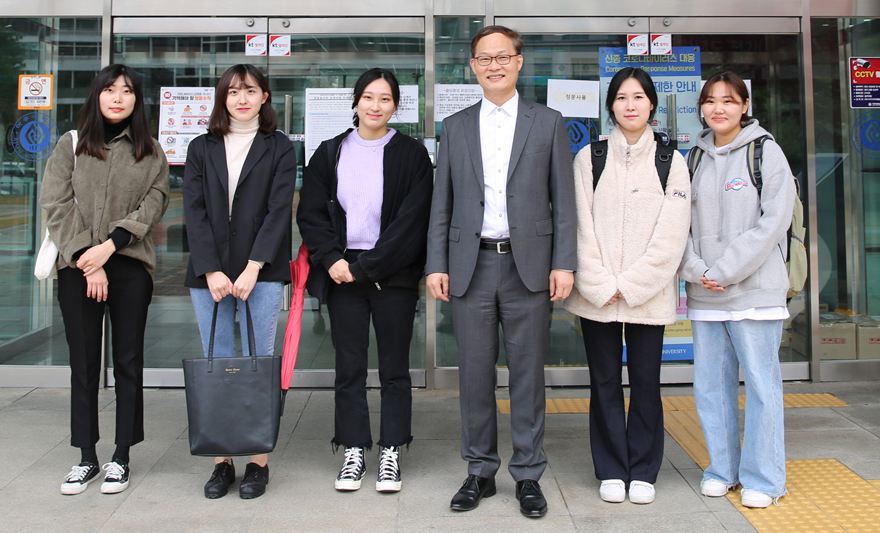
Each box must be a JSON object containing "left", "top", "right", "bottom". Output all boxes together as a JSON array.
[{"left": 34, "top": 131, "right": 78, "bottom": 280}]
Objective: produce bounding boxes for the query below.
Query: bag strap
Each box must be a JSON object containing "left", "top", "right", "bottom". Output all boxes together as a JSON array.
[
  {"left": 653, "top": 132, "right": 673, "bottom": 193},
  {"left": 686, "top": 146, "right": 703, "bottom": 181},
  {"left": 747, "top": 134, "right": 771, "bottom": 195},
  {"left": 207, "top": 300, "right": 259, "bottom": 373},
  {"left": 70, "top": 130, "right": 78, "bottom": 170},
  {"left": 590, "top": 140, "right": 608, "bottom": 191}
]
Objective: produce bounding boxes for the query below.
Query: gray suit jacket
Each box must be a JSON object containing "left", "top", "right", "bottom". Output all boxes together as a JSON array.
[{"left": 427, "top": 96, "right": 577, "bottom": 297}]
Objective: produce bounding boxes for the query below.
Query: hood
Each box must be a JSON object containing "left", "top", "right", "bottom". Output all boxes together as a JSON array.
[{"left": 694, "top": 119, "right": 773, "bottom": 156}]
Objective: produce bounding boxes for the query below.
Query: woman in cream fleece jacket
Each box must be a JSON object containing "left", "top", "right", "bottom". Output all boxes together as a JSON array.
[{"left": 564, "top": 67, "right": 690, "bottom": 505}]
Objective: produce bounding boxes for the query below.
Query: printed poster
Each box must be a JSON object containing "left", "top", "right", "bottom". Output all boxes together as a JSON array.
[
  {"left": 304, "top": 86, "right": 419, "bottom": 165},
  {"left": 158, "top": 87, "right": 215, "bottom": 164},
  {"left": 599, "top": 47, "right": 702, "bottom": 151},
  {"left": 434, "top": 84, "right": 483, "bottom": 123},
  {"left": 850, "top": 57, "right": 880, "bottom": 108}
]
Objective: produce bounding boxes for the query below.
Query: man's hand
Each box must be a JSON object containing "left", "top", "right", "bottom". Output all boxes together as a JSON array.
[
  {"left": 76, "top": 240, "right": 116, "bottom": 276},
  {"left": 549, "top": 270, "right": 573, "bottom": 302},
  {"left": 427, "top": 273, "right": 450, "bottom": 302}
]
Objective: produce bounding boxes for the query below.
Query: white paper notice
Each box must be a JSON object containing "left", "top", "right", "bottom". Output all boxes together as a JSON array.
[
  {"left": 246, "top": 34, "right": 267, "bottom": 56},
  {"left": 651, "top": 34, "right": 672, "bottom": 55},
  {"left": 304, "top": 88, "right": 354, "bottom": 165},
  {"left": 269, "top": 35, "right": 290, "bottom": 57},
  {"left": 394, "top": 85, "right": 419, "bottom": 124},
  {"left": 158, "top": 87, "right": 215, "bottom": 164},
  {"left": 627, "top": 34, "right": 649, "bottom": 56},
  {"left": 434, "top": 84, "right": 483, "bottom": 122},
  {"left": 546, "top": 79, "right": 600, "bottom": 118}
]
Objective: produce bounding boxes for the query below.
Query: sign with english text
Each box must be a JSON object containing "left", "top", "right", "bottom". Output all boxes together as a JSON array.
[{"left": 850, "top": 57, "right": 880, "bottom": 108}]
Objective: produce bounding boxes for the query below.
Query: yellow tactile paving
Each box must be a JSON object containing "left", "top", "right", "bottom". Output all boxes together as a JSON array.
[
  {"left": 497, "top": 393, "right": 848, "bottom": 414},
  {"left": 663, "top": 410, "right": 711, "bottom": 469},
  {"left": 724, "top": 459, "right": 880, "bottom": 533}
]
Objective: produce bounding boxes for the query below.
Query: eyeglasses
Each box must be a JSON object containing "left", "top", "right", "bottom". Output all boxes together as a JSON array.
[{"left": 472, "top": 54, "right": 519, "bottom": 67}]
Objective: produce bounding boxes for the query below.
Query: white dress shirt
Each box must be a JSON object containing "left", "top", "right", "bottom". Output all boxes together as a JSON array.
[{"left": 479, "top": 92, "right": 519, "bottom": 239}]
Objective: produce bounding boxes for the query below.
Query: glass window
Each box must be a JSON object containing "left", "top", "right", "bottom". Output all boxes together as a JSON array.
[
  {"left": 0, "top": 18, "right": 102, "bottom": 366},
  {"left": 810, "top": 18, "right": 880, "bottom": 361}
]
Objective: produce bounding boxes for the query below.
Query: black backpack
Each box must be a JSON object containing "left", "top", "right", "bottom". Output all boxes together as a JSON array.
[{"left": 590, "top": 132, "right": 675, "bottom": 191}]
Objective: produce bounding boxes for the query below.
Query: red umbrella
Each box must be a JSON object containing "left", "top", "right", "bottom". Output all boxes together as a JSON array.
[{"left": 282, "top": 243, "right": 310, "bottom": 392}]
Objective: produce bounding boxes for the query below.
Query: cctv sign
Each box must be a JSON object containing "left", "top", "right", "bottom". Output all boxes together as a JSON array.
[{"left": 850, "top": 57, "right": 880, "bottom": 108}]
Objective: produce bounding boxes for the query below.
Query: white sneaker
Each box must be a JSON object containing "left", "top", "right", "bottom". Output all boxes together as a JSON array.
[
  {"left": 629, "top": 480, "right": 655, "bottom": 504},
  {"left": 375, "top": 446, "right": 402, "bottom": 492},
  {"left": 100, "top": 460, "right": 130, "bottom": 494},
  {"left": 701, "top": 478, "right": 733, "bottom": 497},
  {"left": 599, "top": 479, "right": 626, "bottom": 503},
  {"left": 335, "top": 447, "right": 366, "bottom": 491},
  {"left": 741, "top": 488, "right": 773, "bottom": 508},
  {"left": 60, "top": 463, "right": 100, "bottom": 495}
]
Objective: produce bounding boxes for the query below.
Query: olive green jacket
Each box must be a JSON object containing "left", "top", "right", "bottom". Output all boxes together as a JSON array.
[{"left": 40, "top": 129, "right": 170, "bottom": 277}]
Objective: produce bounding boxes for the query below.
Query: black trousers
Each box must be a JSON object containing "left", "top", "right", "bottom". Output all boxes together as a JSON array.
[
  {"left": 580, "top": 318, "right": 665, "bottom": 484},
  {"left": 58, "top": 254, "right": 153, "bottom": 449},
  {"left": 327, "top": 278, "right": 417, "bottom": 450}
]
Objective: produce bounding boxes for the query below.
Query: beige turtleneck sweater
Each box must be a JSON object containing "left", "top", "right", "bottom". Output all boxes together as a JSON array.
[{"left": 224, "top": 116, "right": 259, "bottom": 217}]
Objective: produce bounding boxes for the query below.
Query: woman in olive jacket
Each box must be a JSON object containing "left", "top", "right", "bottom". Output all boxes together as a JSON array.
[{"left": 41, "top": 64, "right": 169, "bottom": 496}]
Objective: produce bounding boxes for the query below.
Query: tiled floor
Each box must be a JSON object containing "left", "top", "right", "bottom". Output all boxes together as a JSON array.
[{"left": 0, "top": 381, "right": 878, "bottom": 532}]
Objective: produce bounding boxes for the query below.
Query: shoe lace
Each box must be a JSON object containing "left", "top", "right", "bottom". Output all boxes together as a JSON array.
[
  {"left": 378, "top": 447, "right": 400, "bottom": 481},
  {"left": 102, "top": 461, "right": 125, "bottom": 481},
  {"left": 339, "top": 447, "right": 364, "bottom": 479},
  {"left": 65, "top": 464, "right": 91, "bottom": 482}
]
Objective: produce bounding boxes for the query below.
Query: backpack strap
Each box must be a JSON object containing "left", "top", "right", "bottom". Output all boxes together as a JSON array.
[
  {"left": 686, "top": 146, "right": 703, "bottom": 181},
  {"left": 653, "top": 132, "right": 674, "bottom": 192},
  {"left": 590, "top": 140, "right": 608, "bottom": 191},
  {"left": 747, "top": 134, "right": 771, "bottom": 194}
]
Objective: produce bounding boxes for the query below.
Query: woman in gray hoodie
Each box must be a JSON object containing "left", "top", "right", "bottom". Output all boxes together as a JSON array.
[{"left": 680, "top": 71, "right": 795, "bottom": 509}]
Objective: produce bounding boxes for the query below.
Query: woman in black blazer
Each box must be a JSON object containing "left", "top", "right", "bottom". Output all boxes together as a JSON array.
[{"left": 183, "top": 64, "right": 296, "bottom": 500}]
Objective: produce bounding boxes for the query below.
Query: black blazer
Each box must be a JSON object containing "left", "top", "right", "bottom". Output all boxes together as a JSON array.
[{"left": 183, "top": 129, "right": 297, "bottom": 288}]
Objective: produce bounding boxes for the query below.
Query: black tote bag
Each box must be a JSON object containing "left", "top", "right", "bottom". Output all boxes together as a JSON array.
[{"left": 183, "top": 301, "right": 283, "bottom": 456}]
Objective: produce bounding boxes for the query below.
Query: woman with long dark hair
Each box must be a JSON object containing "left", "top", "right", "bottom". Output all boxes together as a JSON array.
[
  {"left": 183, "top": 64, "right": 296, "bottom": 499},
  {"left": 564, "top": 67, "right": 691, "bottom": 505},
  {"left": 41, "top": 64, "right": 169, "bottom": 495},
  {"left": 681, "top": 71, "right": 795, "bottom": 508},
  {"left": 297, "top": 68, "right": 433, "bottom": 493}
]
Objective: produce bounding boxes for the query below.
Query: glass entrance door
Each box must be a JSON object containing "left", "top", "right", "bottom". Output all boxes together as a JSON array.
[
  {"left": 111, "top": 16, "right": 427, "bottom": 387},
  {"left": 432, "top": 16, "right": 809, "bottom": 386}
]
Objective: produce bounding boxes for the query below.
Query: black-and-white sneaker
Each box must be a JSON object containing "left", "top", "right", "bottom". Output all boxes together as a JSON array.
[
  {"left": 60, "top": 462, "right": 100, "bottom": 495},
  {"left": 376, "top": 446, "right": 401, "bottom": 492},
  {"left": 100, "top": 460, "right": 130, "bottom": 494},
  {"left": 335, "top": 447, "right": 365, "bottom": 491}
]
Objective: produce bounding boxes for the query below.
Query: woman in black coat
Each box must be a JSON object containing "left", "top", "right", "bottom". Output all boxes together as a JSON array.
[
  {"left": 297, "top": 68, "right": 433, "bottom": 493},
  {"left": 183, "top": 64, "right": 296, "bottom": 500}
]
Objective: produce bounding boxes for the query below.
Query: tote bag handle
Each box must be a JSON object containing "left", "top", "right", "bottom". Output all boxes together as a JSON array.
[{"left": 206, "top": 300, "right": 258, "bottom": 373}]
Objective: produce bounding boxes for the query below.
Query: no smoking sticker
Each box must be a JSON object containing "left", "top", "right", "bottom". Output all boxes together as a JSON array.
[{"left": 18, "top": 74, "right": 53, "bottom": 110}]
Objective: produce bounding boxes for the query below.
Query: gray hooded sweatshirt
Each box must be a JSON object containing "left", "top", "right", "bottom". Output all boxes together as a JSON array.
[{"left": 679, "top": 119, "right": 796, "bottom": 312}]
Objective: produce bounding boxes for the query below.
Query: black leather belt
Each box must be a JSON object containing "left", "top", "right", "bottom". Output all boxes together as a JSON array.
[{"left": 479, "top": 240, "right": 512, "bottom": 254}]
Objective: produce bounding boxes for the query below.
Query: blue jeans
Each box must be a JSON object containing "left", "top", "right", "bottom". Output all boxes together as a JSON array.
[
  {"left": 692, "top": 319, "right": 786, "bottom": 497},
  {"left": 190, "top": 282, "right": 284, "bottom": 357}
]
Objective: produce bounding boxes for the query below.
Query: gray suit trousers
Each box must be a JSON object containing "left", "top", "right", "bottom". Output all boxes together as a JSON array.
[{"left": 452, "top": 248, "right": 550, "bottom": 481}]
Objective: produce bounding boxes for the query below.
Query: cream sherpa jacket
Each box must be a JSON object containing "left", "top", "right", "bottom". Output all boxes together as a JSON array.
[{"left": 563, "top": 126, "right": 691, "bottom": 326}]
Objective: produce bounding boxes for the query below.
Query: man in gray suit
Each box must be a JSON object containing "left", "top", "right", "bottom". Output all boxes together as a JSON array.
[{"left": 426, "top": 25, "right": 576, "bottom": 518}]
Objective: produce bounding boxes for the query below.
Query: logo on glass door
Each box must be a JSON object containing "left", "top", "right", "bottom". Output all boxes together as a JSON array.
[
  {"left": 852, "top": 111, "right": 880, "bottom": 159},
  {"left": 10, "top": 112, "right": 59, "bottom": 162}
]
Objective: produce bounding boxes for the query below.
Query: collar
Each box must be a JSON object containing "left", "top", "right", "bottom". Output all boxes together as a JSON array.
[
  {"left": 610, "top": 124, "right": 654, "bottom": 160},
  {"left": 480, "top": 90, "right": 519, "bottom": 119}
]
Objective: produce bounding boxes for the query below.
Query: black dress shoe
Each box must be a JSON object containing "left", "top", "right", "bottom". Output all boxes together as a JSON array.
[
  {"left": 450, "top": 474, "right": 496, "bottom": 511},
  {"left": 516, "top": 479, "right": 548, "bottom": 518},
  {"left": 239, "top": 463, "right": 269, "bottom": 499},
  {"left": 204, "top": 461, "right": 235, "bottom": 499}
]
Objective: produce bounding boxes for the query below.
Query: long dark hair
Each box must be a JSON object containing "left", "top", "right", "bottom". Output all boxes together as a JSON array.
[
  {"left": 76, "top": 64, "right": 156, "bottom": 162},
  {"left": 605, "top": 67, "right": 658, "bottom": 125},
  {"left": 351, "top": 68, "right": 401, "bottom": 127},
  {"left": 208, "top": 64, "right": 277, "bottom": 136}
]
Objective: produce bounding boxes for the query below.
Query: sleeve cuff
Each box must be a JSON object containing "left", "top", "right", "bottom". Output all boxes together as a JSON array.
[
  {"left": 349, "top": 261, "right": 370, "bottom": 283},
  {"left": 320, "top": 250, "right": 345, "bottom": 271},
  {"left": 108, "top": 228, "right": 132, "bottom": 251},
  {"left": 248, "top": 260, "right": 265, "bottom": 269}
]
